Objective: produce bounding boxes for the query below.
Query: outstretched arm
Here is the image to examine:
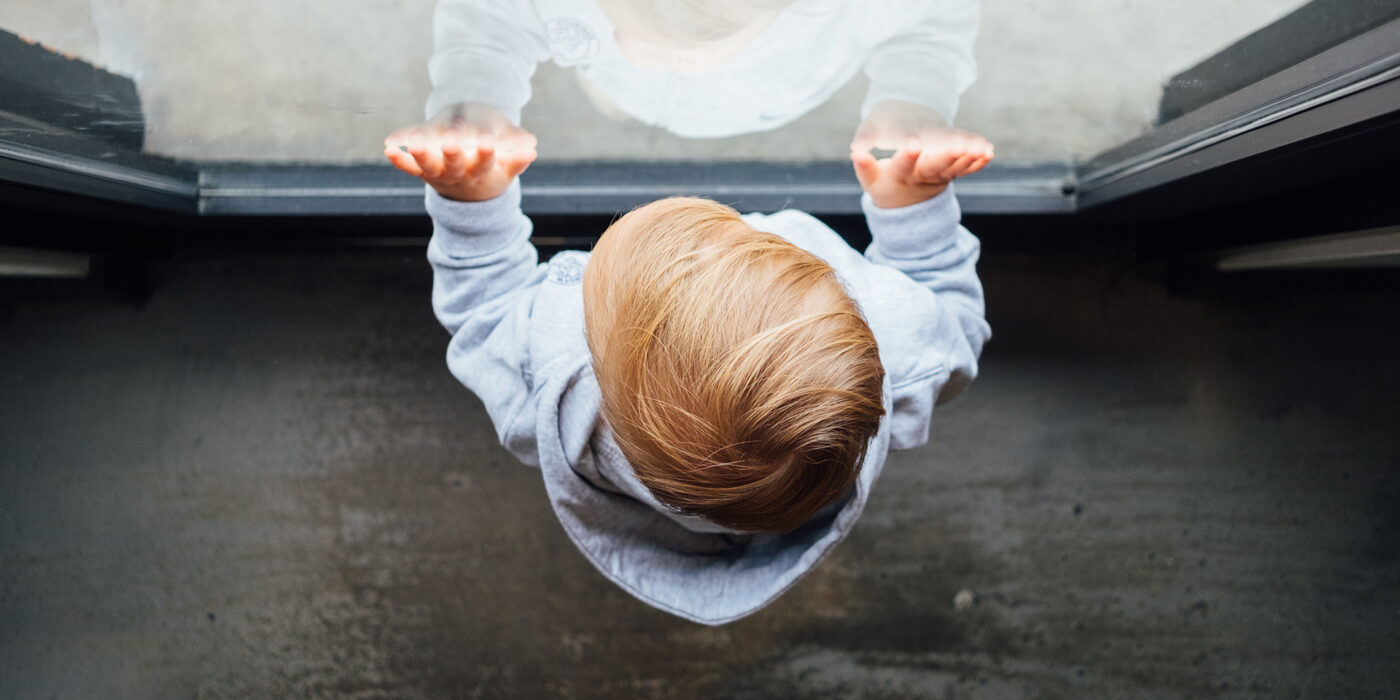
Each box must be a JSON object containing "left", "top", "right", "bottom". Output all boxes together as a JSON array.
[
  {"left": 426, "top": 183, "right": 546, "bottom": 465},
  {"left": 390, "top": 135, "right": 545, "bottom": 464},
  {"left": 854, "top": 147, "right": 990, "bottom": 428},
  {"left": 862, "top": 186, "right": 988, "bottom": 406}
]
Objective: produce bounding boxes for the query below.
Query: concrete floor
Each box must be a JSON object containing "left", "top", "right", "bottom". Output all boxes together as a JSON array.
[
  {"left": 2, "top": 235, "right": 1397, "bottom": 698},
  {"left": 0, "top": 0, "right": 1305, "bottom": 163}
]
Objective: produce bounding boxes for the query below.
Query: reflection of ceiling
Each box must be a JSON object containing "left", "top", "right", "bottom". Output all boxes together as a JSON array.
[{"left": 0, "top": 0, "right": 1305, "bottom": 163}]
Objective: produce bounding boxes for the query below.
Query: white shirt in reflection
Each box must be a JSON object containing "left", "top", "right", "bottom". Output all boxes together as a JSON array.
[{"left": 426, "top": 0, "right": 980, "bottom": 138}]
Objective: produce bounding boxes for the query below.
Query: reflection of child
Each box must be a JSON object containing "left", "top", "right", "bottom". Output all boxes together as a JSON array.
[
  {"left": 388, "top": 0, "right": 992, "bottom": 174},
  {"left": 385, "top": 115, "right": 991, "bottom": 624}
]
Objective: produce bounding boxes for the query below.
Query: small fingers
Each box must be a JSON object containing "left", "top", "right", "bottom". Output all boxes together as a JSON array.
[
  {"left": 405, "top": 132, "right": 446, "bottom": 179},
  {"left": 850, "top": 150, "right": 880, "bottom": 188},
  {"left": 939, "top": 152, "right": 979, "bottom": 181},
  {"left": 889, "top": 148, "right": 921, "bottom": 178},
  {"left": 384, "top": 147, "right": 424, "bottom": 177},
  {"left": 440, "top": 140, "right": 468, "bottom": 180},
  {"left": 911, "top": 149, "right": 951, "bottom": 181},
  {"left": 962, "top": 135, "right": 994, "bottom": 162},
  {"left": 972, "top": 136, "right": 995, "bottom": 159},
  {"left": 963, "top": 154, "right": 991, "bottom": 177},
  {"left": 411, "top": 148, "right": 444, "bottom": 179},
  {"left": 465, "top": 143, "right": 496, "bottom": 177}
]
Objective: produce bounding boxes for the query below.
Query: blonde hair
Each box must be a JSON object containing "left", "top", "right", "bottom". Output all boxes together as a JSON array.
[{"left": 584, "top": 197, "right": 885, "bottom": 533}]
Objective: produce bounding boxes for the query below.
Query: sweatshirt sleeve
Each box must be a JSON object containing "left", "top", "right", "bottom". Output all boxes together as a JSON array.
[
  {"left": 861, "top": 0, "right": 980, "bottom": 123},
  {"left": 863, "top": 186, "right": 990, "bottom": 448},
  {"left": 427, "top": 0, "right": 552, "bottom": 123},
  {"left": 427, "top": 182, "right": 546, "bottom": 465}
]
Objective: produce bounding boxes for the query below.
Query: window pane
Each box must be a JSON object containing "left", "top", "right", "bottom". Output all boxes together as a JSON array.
[{"left": 0, "top": 0, "right": 1321, "bottom": 167}]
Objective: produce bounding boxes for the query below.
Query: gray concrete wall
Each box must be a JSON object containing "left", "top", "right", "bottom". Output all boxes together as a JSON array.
[{"left": 2, "top": 243, "right": 1396, "bottom": 698}]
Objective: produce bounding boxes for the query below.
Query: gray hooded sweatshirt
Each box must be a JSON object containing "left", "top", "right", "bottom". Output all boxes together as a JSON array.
[{"left": 427, "top": 181, "right": 989, "bottom": 625}]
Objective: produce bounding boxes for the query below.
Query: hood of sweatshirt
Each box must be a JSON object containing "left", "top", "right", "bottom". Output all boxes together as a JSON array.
[{"left": 533, "top": 348, "right": 892, "bottom": 626}]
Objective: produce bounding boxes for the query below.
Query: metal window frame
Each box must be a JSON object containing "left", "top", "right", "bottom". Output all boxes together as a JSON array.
[
  {"left": 0, "top": 112, "right": 196, "bottom": 214},
  {"left": 1074, "top": 17, "right": 1400, "bottom": 210},
  {"left": 194, "top": 161, "right": 1073, "bottom": 216}
]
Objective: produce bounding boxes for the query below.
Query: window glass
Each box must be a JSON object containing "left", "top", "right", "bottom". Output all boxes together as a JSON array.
[{"left": 0, "top": 0, "right": 1309, "bottom": 166}]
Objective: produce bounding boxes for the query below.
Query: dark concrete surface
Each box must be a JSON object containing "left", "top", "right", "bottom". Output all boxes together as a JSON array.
[{"left": 2, "top": 241, "right": 1398, "bottom": 699}]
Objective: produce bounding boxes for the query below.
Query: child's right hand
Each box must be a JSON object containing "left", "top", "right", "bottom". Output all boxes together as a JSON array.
[
  {"left": 850, "top": 100, "right": 992, "bottom": 209},
  {"left": 384, "top": 103, "right": 538, "bottom": 202},
  {"left": 851, "top": 142, "right": 990, "bottom": 209}
]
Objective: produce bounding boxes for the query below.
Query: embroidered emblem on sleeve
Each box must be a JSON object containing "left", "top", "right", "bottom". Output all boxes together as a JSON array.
[{"left": 547, "top": 250, "right": 587, "bottom": 284}]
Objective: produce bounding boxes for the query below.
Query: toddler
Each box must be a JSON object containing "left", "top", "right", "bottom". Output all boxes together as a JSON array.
[{"left": 385, "top": 134, "right": 991, "bottom": 624}]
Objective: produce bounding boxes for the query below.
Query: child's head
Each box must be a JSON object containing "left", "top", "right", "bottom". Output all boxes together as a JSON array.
[
  {"left": 584, "top": 197, "right": 885, "bottom": 533},
  {"left": 597, "top": 0, "right": 796, "bottom": 73}
]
